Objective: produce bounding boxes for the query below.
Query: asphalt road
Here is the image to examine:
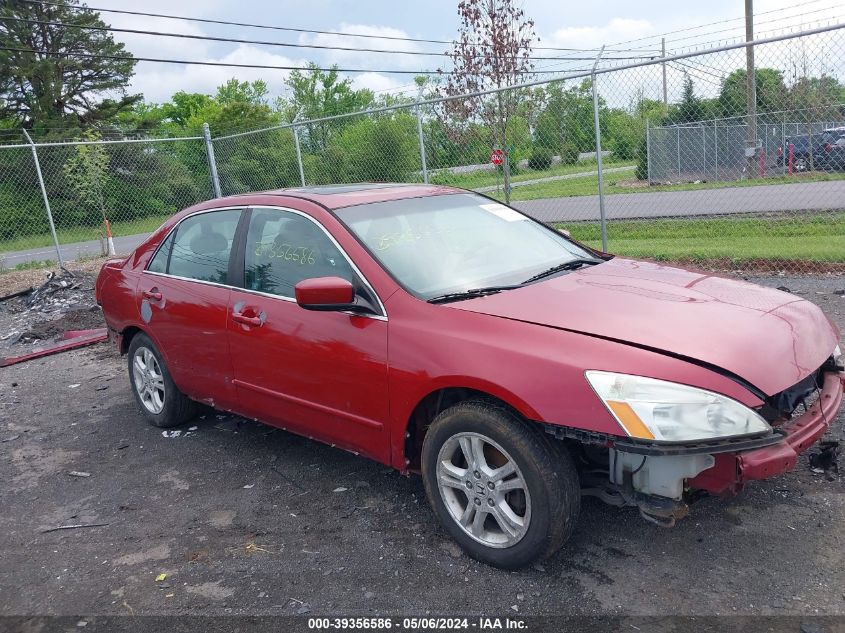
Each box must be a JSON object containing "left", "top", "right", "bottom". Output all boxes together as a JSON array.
[
  {"left": 1, "top": 233, "right": 149, "bottom": 269},
  {"left": 2, "top": 179, "right": 844, "bottom": 268},
  {"left": 514, "top": 178, "right": 845, "bottom": 223},
  {"left": 1, "top": 275, "right": 844, "bottom": 623}
]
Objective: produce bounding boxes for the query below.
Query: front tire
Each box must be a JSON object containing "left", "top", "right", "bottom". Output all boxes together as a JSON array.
[
  {"left": 127, "top": 332, "right": 195, "bottom": 428},
  {"left": 421, "top": 400, "right": 580, "bottom": 569}
]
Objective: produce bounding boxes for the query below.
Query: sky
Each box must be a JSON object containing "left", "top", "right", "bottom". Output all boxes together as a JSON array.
[{"left": 89, "top": 0, "right": 845, "bottom": 105}]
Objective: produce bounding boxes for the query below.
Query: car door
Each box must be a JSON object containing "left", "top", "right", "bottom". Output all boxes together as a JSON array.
[
  {"left": 137, "top": 207, "right": 243, "bottom": 411},
  {"left": 226, "top": 206, "right": 390, "bottom": 462}
]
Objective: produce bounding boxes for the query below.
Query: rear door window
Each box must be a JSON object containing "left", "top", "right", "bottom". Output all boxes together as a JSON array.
[{"left": 166, "top": 209, "right": 242, "bottom": 284}]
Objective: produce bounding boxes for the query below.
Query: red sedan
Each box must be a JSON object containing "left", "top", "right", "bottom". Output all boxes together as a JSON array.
[{"left": 96, "top": 184, "right": 844, "bottom": 569}]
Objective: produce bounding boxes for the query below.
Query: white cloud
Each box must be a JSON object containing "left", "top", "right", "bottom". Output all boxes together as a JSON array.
[
  {"left": 128, "top": 45, "right": 307, "bottom": 103},
  {"left": 542, "top": 18, "right": 654, "bottom": 50},
  {"left": 298, "top": 23, "right": 437, "bottom": 71},
  {"left": 352, "top": 72, "right": 405, "bottom": 93},
  {"left": 109, "top": 14, "right": 214, "bottom": 60}
]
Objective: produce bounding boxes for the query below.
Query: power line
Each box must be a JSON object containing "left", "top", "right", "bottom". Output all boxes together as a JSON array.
[
  {"left": 663, "top": 3, "right": 845, "bottom": 47},
  {"left": 20, "top": 0, "right": 658, "bottom": 53},
  {"left": 0, "top": 46, "right": 593, "bottom": 75},
  {"left": 0, "top": 16, "right": 658, "bottom": 62},
  {"left": 606, "top": 0, "right": 827, "bottom": 48}
]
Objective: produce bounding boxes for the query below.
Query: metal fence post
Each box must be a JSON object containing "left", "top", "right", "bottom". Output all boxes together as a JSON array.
[
  {"left": 293, "top": 123, "right": 306, "bottom": 187},
  {"left": 416, "top": 91, "right": 429, "bottom": 184},
  {"left": 645, "top": 119, "right": 651, "bottom": 184},
  {"left": 591, "top": 45, "right": 608, "bottom": 252},
  {"left": 676, "top": 126, "right": 681, "bottom": 179},
  {"left": 22, "top": 130, "right": 64, "bottom": 268},
  {"left": 714, "top": 122, "right": 719, "bottom": 180},
  {"left": 702, "top": 124, "right": 707, "bottom": 180},
  {"left": 202, "top": 123, "right": 222, "bottom": 198}
]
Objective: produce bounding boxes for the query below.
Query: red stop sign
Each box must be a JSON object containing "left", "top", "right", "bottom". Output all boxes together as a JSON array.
[{"left": 490, "top": 149, "right": 504, "bottom": 165}]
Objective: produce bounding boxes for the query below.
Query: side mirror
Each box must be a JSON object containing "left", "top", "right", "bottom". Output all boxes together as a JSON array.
[{"left": 294, "top": 277, "right": 356, "bottom": 311}]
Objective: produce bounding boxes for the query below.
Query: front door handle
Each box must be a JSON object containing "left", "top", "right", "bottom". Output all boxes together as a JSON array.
[
  {"left": 232, "top": 311, "right": 263, "bottom": 327},
  {"left": 143, "top": 288, "right": 162, "bottom": 301}
]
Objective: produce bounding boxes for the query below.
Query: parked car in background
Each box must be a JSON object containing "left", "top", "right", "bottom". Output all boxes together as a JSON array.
[
  {"left": 778, "top": 133, "right": 823, "bottom": 171},
  {"left": 817, "top": 127, "right": 845, "bottom": 171},
  {"left": 778, "top": 128, "right": 845, "bottom": 171},
  {"left": 95, "top": 184, "right": 845, "bottom": 569}
]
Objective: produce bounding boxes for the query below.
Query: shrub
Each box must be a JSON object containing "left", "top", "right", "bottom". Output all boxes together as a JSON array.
[
  {"left": 527, "top": 147, "right": 554, "bottom": 170},
  {"left": 560, "top": 142, "right": 579, "bottom": 165},
  {"left": 635, "top": 135, "right": 649, "bottom": 181}
]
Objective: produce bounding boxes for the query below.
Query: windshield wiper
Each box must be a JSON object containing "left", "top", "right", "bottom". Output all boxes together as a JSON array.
[
  {"left": 427, "top": 284, "right": 524, "bottom": 304},
  {"left": 522, "top": 258, "right": 601, "bottom": 284}
]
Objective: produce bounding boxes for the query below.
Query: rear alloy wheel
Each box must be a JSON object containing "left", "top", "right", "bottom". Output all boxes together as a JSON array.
[
  {"left": 794, "top": 157, "right": 808, "bottom": 172},
  {"left": 422, "top": 400, "right": 580, "bottom": 569},
  {"left": 127, "top": 332, "right": 195, "bottom": 428}
]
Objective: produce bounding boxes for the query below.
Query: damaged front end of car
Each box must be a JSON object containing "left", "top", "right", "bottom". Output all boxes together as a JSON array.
[{"left": 546, "top": 349, "right": 845, "bottom": 527}]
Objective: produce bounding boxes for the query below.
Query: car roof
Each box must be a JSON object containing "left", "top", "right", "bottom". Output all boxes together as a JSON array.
[{"left": 224, "top": 183, "right": 466, "bottom": 210}]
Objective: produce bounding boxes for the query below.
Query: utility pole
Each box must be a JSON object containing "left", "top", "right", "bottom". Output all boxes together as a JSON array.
[
  {"left": 661, "top": 37, "right": 668, "bottom": 114},
  {"left": 745, "top": 0, "right": 758, "bottom": 176}
]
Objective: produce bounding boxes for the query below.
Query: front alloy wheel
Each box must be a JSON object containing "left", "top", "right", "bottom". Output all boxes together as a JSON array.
[
  {"left": 422, "top": 400, "right": 580, "bottom": 569},
  {"left": 437, "top": 432, "right": 531, "bottom": 548}
]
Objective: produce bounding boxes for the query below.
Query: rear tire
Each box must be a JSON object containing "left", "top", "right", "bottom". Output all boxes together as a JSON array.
[
  {"left": 127, "top": 332, "right": 195, "bottom": 428},
  {"left": 421, "top": 400, "right": 580, "bottom": 569}
]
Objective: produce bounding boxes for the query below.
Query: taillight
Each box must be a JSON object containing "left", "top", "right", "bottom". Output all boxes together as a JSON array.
[{"left": 825, "top": 143, "right": 833, "bottom": 152}]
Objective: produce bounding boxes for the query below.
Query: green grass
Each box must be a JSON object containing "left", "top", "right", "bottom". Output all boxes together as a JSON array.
[
  {"left": 487, "top": 167, "right": 845, "bottom": 202},
  {"left": 560, "top": 212, "right": 845, "bottom": 263},
  {"left": 0, "top": 214, "right": 170, "bottom": 254},
  {"left": 430, "top": 158, "right": 635, "bottom": 190},
  {"left": 0, "top": 258, "right": 57, "bottom": 274}
]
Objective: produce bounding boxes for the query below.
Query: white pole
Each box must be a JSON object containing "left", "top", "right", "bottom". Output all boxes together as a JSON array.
[
  {"left": 23, "top": 130, "right": 64, "bottom": 268},
  {"left": 416, "top": 86, "right": 429, "bottom": 184},
  {"left": 592, "top": 45, "right": 608, "bottom": 252},
  {"left": 202, "top": 123, "right": 222, "bottom": 198}
]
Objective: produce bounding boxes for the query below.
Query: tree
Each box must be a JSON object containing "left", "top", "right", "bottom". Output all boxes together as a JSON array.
[
  {"left": 0, "top": 0, "right": 139, "bottom": 128},
  {"left": 789, "top": 74, "right": 842, "bottom": 171},
  {"left": 535, "top": 80, "right": 601, "bottom": 155},
  {"left": 281, "top": 64, "right": 374, "bottom": 152},
  {"left": 670, "top": 73, "right": 702, "bottom": 123},
  {"left": 718, "top": 68, "right": 787, "bottom": 120},
  {"left": 216, "top": 79, "right": 270, "bottom": 106},
  {"left": 63, "top": 129, "right": 109, "bottom": 228},
  {"left": 438, "top": 0, "right": 536, "bottom": 197}
]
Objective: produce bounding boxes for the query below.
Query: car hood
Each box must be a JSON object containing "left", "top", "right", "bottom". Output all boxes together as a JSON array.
[{"left": 450, "top": 258, "right": 838, "bottom": 396}]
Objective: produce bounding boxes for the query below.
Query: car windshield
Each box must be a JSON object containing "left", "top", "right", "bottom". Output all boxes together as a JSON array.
[{"left": 338, "top": 193, "right": 601, "bottom": 300}]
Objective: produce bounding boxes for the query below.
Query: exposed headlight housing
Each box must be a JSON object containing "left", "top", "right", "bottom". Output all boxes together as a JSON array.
[{"left": 586, "top": 371, "right": 771, "bottom": 443}]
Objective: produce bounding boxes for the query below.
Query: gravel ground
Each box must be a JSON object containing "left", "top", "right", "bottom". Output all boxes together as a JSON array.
[{"left": 0, "top": 273, "right": 843, "bottom": 620}]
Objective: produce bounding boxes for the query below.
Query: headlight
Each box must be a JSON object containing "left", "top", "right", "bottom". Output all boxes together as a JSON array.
[
  {"left": 835, "top": 344, "right": 842, "bottom": 366},
  {"left": 586, "top": 371, "right": 771, "bottom": 443}
]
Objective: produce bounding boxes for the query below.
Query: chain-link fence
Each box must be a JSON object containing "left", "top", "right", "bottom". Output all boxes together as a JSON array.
[
  {"left": 1, "top": 22, "right": 844, "bottom": 273},
  {"left": 648, "top": 114, "right": 845, "bottom": 183}
]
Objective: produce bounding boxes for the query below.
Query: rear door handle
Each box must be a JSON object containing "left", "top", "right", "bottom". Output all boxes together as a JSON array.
[
  {"left": 143, "top": 289, "right": 162, "bottom": 301},
  {"left": 232, "top": 311, "right": 263, "bottom": 327}
]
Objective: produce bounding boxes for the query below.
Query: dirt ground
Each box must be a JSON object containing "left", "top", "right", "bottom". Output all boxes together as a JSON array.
[{"left": 1, "top": 273, "right": 844, "bottom": 621}]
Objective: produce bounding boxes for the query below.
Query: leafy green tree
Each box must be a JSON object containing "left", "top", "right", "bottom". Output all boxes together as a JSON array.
[
  {"left": 669, "top": 73, "right": 702, "bottom": 123},
  {"left": 62, "top": 129, "right": 109, "bottom": 227},
  {"left": 281, "top": 64, "right": 374, "bottom": 152},
  {"left": 0, "top": 0, "right": 138, "bottom": 128},
  {"left": 535, "top": 80, "right": 603, "bottom": 154},
  {"left": 317, "top": 112, "right": 418, "bottom": 184},
  {"left": 216, "top": 79, "right": 270, "bottom": 106},
  {"left": 718, "top": 68, "right": 787, "bottom": 120}
]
